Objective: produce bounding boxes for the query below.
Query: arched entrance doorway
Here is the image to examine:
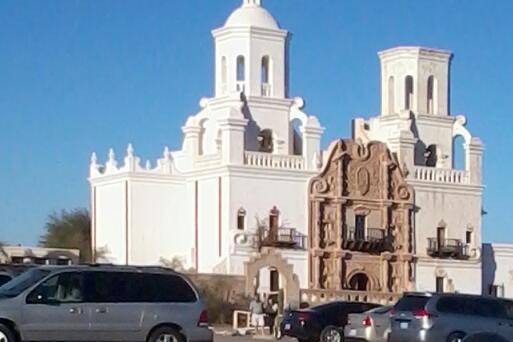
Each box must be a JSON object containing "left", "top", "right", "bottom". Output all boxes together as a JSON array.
[
  {"left": 244, "top": 249, "right": 300, "bottom": 308},
  {"left": 349, "top": 273, "right": 369, "bottom": 291}
]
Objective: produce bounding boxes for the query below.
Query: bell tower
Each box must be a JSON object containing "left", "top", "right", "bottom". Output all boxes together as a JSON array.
[
  {"left": 379, "top": 47, "right": 452, "bottom": 117},
  {"left": 212, "top": 0, "right": 289, "bottom": 98}
]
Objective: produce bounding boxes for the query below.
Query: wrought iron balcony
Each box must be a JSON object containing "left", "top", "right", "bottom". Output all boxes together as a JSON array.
[
  {"left": 427, "top": 238, "right": 469, "bottom": 259},
  {"left": 259, "top": 227, "right": 306, "bottom": 250},
  {"left": 342, "top": 227, "right": 392, "bottom": 253}
]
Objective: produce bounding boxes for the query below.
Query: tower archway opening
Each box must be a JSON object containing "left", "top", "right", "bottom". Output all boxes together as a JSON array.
[{"left": 405, "top": 76, "right": 414, "bottom": 110}]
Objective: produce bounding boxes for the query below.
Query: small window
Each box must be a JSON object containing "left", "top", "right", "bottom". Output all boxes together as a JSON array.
[
  {"left": 466, "top": 231, "right": 472, "bottom": 244},
  {"left": 436, "top": 277, "right": 445, "bottom": 293},
  {"left": 355, "top": 215, "right": 366, "bottom": 241},
  {"left": 261, "top": 56, "right": 270, "bottom": 84},
  {"left": 405, "top": 76, "right": 414, "bottom": 110},
  {"left": 427, "top": 75, "right": 436, "bottom": 114},
  {"left": 237, "top": 208, "right": 246, "bottom": 230},
  {"left": 237, "top": 56, "right": 245, "bottom": 81}
]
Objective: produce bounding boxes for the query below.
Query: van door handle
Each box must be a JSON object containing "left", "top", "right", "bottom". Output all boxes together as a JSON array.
[
  {"left": 69, "top": 307, "right": 82, "bottom": 314},
  {"left": 96, "top": 307, "right": 108, "bottom": 314}
]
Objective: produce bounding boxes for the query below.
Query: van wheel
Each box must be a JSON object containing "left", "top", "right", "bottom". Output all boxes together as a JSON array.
[
  {"left": 0, "top": 324, "right": 16, "bottom": 342},
  {"left": 148, "top": 327, "right": 184, "bottom": 342},
  {"left": 320, "top": 326, "right": 343, "bottom": 342},
  {"left": 447, "top": 332, "right": 465, "bottom": 342}
]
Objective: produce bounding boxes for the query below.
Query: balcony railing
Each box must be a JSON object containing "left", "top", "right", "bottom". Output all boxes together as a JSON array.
[
  {"left": 260, "top": 227, "right": 306, "bottom": 250},
  {"left": 342, "top": 227, "right": 392, "bottom": 253},
  {"left": 244, "top": 151, "right": 305, "bottom": 170},
  {"left": 427, "top": 238, "right": 469, "bottom": 259},
  {"left": 413, "top": 166, "right": 470, "bottom": 185},
  {"left": 261, "top": 83, "right": 272, "bottom": 97},
  {"left": 301, "top": 289, "right": 400, "bottom": 306}
]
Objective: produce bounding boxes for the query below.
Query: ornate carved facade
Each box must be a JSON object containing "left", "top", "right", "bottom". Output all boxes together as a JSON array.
[{"left": 308, "top": 139, "right": 414, "bottom": 294}]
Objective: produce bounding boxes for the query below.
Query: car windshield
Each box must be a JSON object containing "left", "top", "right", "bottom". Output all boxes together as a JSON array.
[{"left": 0, "top": 268, "right": 51, "bottom": 298}]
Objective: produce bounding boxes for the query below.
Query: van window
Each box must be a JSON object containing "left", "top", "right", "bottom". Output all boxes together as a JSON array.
[
  {"left": 502, "top": 300, "right": 513, "bottom": 319},
  {"left": 0, "top": 268, "right": 51, "bottom": 298},
  {"left": 85, "top": 272, "right": 196, "bottom": 303},
  {"left": 395, "top": 296, "right": 430, "bottom": 311},
  {"left": 27, "top": 272, "right": 83, "bottom": 304}
]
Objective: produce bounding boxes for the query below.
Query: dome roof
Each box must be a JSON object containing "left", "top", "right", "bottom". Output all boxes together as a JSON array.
[{"left": 225, "top": 1, "right": 280, "bottom": 30}]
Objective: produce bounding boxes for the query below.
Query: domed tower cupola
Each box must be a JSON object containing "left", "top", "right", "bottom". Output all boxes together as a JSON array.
[{"left": 212, "top": 0, "right": 289, "bottom": 98}]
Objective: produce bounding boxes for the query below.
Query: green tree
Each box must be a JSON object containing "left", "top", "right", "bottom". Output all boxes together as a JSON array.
[{"left": 40, "top": 209, "right": 92, "bottom": 263}]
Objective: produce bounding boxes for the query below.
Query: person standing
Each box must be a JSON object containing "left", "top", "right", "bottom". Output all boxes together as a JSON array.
[
  {"left": 249, "top": 294, "right": 265, "bottom": 335},
  {"left": 266, "top": 298, "right": 279, "bottom": 336}
]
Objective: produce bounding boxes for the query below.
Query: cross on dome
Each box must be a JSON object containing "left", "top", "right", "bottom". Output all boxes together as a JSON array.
[{"left": 242, "top": 0, "right": 261, "bottom": 6}]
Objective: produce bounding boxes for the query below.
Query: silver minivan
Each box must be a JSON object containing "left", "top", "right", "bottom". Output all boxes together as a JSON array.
[
  {"left": 389, "top": 292, "right": 513, "bottom": 342},
  {"left": 0, "top": 265, "right": 213, "bottom": 342}
]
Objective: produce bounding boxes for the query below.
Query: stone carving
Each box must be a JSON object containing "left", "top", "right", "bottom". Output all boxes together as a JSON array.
[{"left": 308, "top": 139, "right": 414, "bottom": 295}]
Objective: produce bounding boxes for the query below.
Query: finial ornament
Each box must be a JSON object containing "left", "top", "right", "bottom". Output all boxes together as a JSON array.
[
  {"left": 163, "top": 146, "right": 171, "bottom": 160},
  {"left": 108, "top": 148, "right": 115, "bottom": 162},
  {"left": 126, "top": 143, "right": 134, "bottom": 157},
  {"left": 90, "top": 152, "right": 98, "bottom": 165},
  {"left": 243, "top": 0, "right": 261, "bottom": 6}
]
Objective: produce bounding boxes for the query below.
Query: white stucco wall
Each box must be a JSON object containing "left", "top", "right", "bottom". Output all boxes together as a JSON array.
[
  {"left": 94, "top": 181, "right": 126, "bottom": 264},
  {"left": 129, "top": 179, "right": 191, "bottom": 266},
  {"left": 482, "top": 244, "right": 513, "bottom": 299}
]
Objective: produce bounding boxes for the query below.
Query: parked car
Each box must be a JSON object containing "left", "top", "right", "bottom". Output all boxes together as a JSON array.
[
  {"left": 344, "top": 305, "right": 393, "bottom": 342},
  {"left": 389, "top": 292, "right": 513, "bottom": 342},
  {"left": 281, "top": 301, "right": 380, "bottom": 342},
  {"left": 0, "top": 265, "right": 212, "bottom": 342},
  {"left": 0, "top": 273, "right": 12, "bottom": 287},
  {"left": 463, "top": 332, "right": 511, "bottom": 342}
]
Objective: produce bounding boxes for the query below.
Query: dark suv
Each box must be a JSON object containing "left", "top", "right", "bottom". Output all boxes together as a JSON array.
[
  {"left": 390, "top": 292, "right": 513, "bottom": 342},
  {"left": 0, "top": 265, "right": 212, "bottom": 342},
  {"left": 281, "top": 301, "right": 380, "bottom": 342}
]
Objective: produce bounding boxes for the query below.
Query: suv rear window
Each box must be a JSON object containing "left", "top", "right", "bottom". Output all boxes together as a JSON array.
[{"left": 395, "top": 296, "right": 430, "bottom": 311}]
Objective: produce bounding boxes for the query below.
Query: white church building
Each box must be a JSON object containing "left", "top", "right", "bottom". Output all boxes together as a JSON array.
[{"left": 89, "top": 0, "right": 496, "bottom": 299}]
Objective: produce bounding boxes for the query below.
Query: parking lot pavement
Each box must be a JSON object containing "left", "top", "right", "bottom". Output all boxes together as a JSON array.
[{"left": 214, "top": 334, "right": 296, "bottom": 342}]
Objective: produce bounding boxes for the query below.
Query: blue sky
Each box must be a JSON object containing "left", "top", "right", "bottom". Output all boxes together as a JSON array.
[{"left": 0, "top": 0, "right": 512, "bottom": 245}]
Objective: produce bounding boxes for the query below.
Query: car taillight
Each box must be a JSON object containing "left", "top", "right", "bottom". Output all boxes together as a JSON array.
[
  {"left": 362, "top": 316, "right": 372, "bottom": 327},
  {"left": 298, "top": 312, "right": 311, "bottom": 321},
  {"left": 198, "top": 310, "right": 209, "bottom": 327},
  {"left": 413, "top": 309, "right": 432, "bottom": 318}
]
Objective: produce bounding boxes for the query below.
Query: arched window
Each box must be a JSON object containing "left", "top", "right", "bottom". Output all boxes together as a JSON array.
[
  {"left": 425, "top": 144, "right": 438, "bottom": 167},
  {"left": 388, "top": 76, "right": 395, "bottom": 114},
  {"left": 236, "top": 56, "right": 245, "bottom": 81},
  {"left": 453, "top": 135, "right": 466, "bottom": 170},
  {"left": 291, "top": 118, "right": 303, "bottom": 156},
  {"left": 221, "top": 56, "right": 227, "bottom": 94},
  {"left": 405, "top": 76, "right": 414, "bottom": 110},
  {"left": 427, "top": 75, "right": 437, "bottom": 114},
  {"left": 258, "top": 129, "right": 274, "bottom": 153},
  {"left": 261, "top": 56, "right": 272, "bottom": 96}
]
